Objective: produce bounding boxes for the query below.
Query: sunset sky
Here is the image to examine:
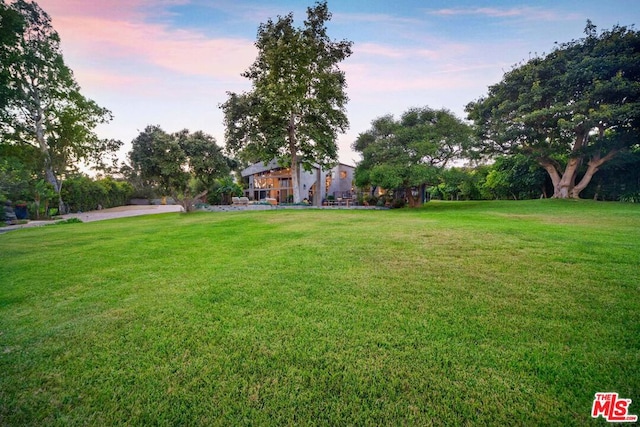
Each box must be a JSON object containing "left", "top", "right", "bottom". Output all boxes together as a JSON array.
[{"left": 35, "top": 0, "right": 640, "bottom": 165}]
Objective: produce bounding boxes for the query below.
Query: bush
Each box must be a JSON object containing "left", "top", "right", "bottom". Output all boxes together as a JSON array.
[
  {"left": 51, "top": 218, "right": 83, "bottom": 225},
  {"left": 62, "top": 176, "right": 134, "bottom": 213},
  {"left": 619, "top": 192, "right": 640, "bottom": 203},
  {"left": 391, "top": 198, "right": 406, "bottom": 209},
  {"left": 363, "top": 195, "right": 378, "bottom": 206},
  {"left": 0, "top": 194, "right": 6, "bottom": 221}
]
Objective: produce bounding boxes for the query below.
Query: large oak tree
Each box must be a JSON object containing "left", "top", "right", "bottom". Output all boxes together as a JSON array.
[
  {"left": 466, "top": 22, "right": 640, "bottom": 199},
  {"left": 221, "top": 1, "right": 352, "bottom": 203}
]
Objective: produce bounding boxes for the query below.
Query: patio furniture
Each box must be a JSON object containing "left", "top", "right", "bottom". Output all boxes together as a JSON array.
[{"left": 232, "top": 197, "right": 250, "bottom": 206}]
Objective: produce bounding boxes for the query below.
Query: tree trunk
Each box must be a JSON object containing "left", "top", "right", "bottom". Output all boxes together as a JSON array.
[
  {"left": 541, "top": 150, "right": 618, "bottom": 199},
  {"left": 571, "top": 151, "right": 617, "bottom": 198},
  {"left": 288, "top": 112, "right": 302, "bottom": 204},
  {"left": 556, "top": 157, "right": 581, "bottom": 198},
  {"left": 540, "top": 156, "right": 580, "bottom": 199},
  {"left": 315, "top": 167, "right": 322, "bottom": 207},
  {"left": 539, "top": 159, "right": 561, "bottom": 196},
  {"left": 34, "top": 100, "right": 65, "bottom": 212},
  {"left": 174, "top": 189, "right": 207, "bottom": 212},
  {"left": 406, "top": 188, "right": 420, "bottom": 207},
  {"left": 542, "top": 132, "right": 586, "bottom": 198},
  {"left": 35, "top": 107, "right": 59, "bottom": 190}
]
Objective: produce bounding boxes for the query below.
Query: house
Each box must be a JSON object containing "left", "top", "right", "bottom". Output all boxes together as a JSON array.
[{"left": 241, "top": 159, "right": 355, "bottom": 205}]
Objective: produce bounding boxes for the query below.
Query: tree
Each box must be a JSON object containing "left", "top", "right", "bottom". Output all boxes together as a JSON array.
[
  {"left": 431, "top": 167, "right": 485, "bottom": 201},
  {"left": 481, "top": 155, "right": 550, "bottom": 200},
  {"left": 0, "top": 0, "right": 114, "bottom": 212},
  {"left": 466, "top": 22, "right": 640, "bottom": 199},
  {"left": 209, "top": 175, "right": 244, "bottom": 205},
  {"left": 0, "top": 1, "right": 23, "bottom": 117},
  {"left": 221, "top": 1, "right": 352, "bottom": 203},
  {"left": 128, "top": 126, "right": 230, "bottom": 211},
  {"left": 0, "top": 142, "right": 40, "bottom": 200},
  {"left": 353, "top": 107, "right": 474, "bottom": 207},
  {"left": 581, "top": 145, "right": 640, "bottom": 201}
]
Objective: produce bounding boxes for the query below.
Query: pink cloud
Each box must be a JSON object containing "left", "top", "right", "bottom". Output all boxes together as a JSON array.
[
  {"left": 58, "top": 16, "right": 255, "bottom": 77},
  {"left": 37, "top": 0, "right": 256, "bottom": 81},
  {"left": 38, "top": 0, "right": 189, "bottom": 21}
]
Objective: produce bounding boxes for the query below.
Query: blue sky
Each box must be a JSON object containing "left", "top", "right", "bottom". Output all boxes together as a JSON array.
[{"left": 37, "top": 0, "right": 640, "bottom": 165}]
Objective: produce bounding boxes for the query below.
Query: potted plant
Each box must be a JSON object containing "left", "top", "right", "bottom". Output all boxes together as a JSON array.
[{"left": 14, "top": 200, "right": 28, "bottom": 220}]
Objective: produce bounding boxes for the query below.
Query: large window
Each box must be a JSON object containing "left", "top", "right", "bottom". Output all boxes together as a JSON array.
[{"left": 251, "top": 169, "right": 293, "bottom": 202}]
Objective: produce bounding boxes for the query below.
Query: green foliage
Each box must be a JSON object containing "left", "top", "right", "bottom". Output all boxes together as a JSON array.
[
  {"left": 0, "top": 0, "right": 115, "bottom": 208},
  {"left": 50, "top": 217, "right": 83, "bottom": 225},
  {"left": 481, "top": 155, "right": 549, "bottom": 200},
  {"left": 0, "top": 1, "right": 23, "bottom": 118},
  {"left": 431, "top": 167, "right": 485, "bottom": 201},
  {"left": 0, "top": 147, "right": 33, "bottom": 201},
  {"left": 61, "top": 175, "right": 133, "bottom": 213},
  {"left": 207, "top": 176, "right": 244, "bottom": 205},
  {"left": 581, "top": 146, "right": 640, "bottom": 201},
  {"left": 128, "top": 126, "right": 230, "bottom": 211},
  {"left": 391, "top": 198, "right": 406, "bottom": 208},
  {"left": 221, "top": 1, "right": 352, "bottom": 202},
  {"left": 619, "top": 192, "right": 640, "bottom": 203},
  {"left": 467, "top": 22, "right": 640, "bottom": 198},
  {"left": 363, "top": 194, "right": 378, "bottom": 206},
  {"left": 354, "top": 107, "right": 474, "bottom": 206},
  {"left": 31, "top": 179, "right": 56, "bottom": 219},
  {"left": 0, "top": 202, "right": 638, "bottom": 425}
]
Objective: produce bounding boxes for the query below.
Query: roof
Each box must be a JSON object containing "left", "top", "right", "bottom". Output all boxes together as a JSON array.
[
  {"left": 240, "top": 159, "right": 281, "bottom": 177},
  {"left": 241, "top": 160, "right": 354, "bottom": 177}
]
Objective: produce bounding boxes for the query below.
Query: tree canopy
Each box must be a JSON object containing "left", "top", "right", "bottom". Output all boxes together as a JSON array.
[
  {"left": 353, "top": 107, "right": 474, "bottom": 207},
  {"left": 0, "top": 0, "right": 114, "bottom": 211},
  {"left": 221, "top": 1, "right": 352, "bottom": 203},
  {"left": 128, "top": 126, "right": 230, "bottom": 211},
  {"left": 466, "top": 22, "right": 640, "bottom": 198}
]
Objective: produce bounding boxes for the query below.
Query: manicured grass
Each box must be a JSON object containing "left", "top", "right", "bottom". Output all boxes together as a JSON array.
[{"left": 1, "top": 200, "right": 638, "bottom": 425}]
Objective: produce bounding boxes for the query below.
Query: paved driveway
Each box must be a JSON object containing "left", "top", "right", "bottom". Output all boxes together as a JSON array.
[
  {"left": 1, "top": 205, "right": 184, "bottom": 233},
  {"left": 62, "top": 204, "right": 184, "bottom": 222}
]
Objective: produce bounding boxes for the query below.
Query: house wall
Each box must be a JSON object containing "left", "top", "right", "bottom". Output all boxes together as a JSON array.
[
  {"left": 326, "top": 164, "right": 355, "bottom": 200},
  {"left": 242, "top": 161, "right": 355, "bottom": 204}
]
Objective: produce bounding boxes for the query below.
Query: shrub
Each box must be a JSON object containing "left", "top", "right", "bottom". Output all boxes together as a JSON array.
[
  {"left": 62, "top": 176, "right": 134, "bottom": 213},
  {"left": 619, "top": 192, "right": 640, "bottom": 203},
  {"left": 391, "top": 198, "right": 406, "bottom": 209},
  {"left": 51, "top": 218, "right": 83, "bottom": 225},
  {"left": 0, "top": 194, "right": 6, "bottom": 221},
  {"left": 364, "top": 195, "right": 378, "bottom": 206}
]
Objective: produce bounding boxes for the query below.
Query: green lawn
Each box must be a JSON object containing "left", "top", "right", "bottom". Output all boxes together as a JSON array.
[{"left": 1, "top": 200, "right": 638, "bottom": 426}]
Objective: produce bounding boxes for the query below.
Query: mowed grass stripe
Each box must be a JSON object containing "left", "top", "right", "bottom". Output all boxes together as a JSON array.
[{"left": 0, "top": 200, "right": 638, "bottom": 425}]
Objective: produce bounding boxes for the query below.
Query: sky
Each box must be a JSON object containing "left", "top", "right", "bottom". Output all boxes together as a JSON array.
[{"left": 34, "top": 0, "right": 640, "bottom": 166}]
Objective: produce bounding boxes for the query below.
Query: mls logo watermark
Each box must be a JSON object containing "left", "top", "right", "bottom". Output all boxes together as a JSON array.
[{"left": 592, "top": 392, "right": 638, "bottom": 423}]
